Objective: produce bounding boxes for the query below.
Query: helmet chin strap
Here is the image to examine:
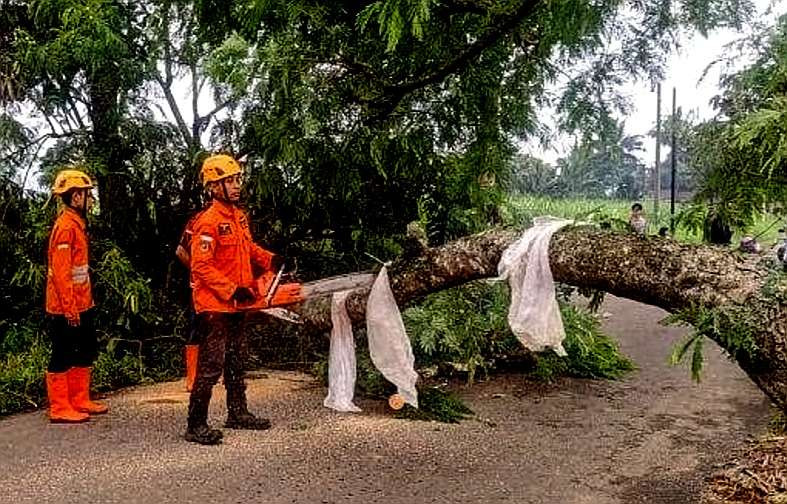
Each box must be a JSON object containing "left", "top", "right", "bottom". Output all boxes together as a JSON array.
[
  {"left": 214, "top": 179, "right": 237, "bottom": 204},
  {"left": 70, "top": 189, "right": 89, "bottom": 219}
]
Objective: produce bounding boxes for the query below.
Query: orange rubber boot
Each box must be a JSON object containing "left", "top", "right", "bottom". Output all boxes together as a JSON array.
[
  {"left": 68, "top": 367, "right": 108, "bottom": 414},
  {"left": 46, "top": 372, "right": 89, "bottom": 423},
  {"left": 185, "top": 345, "right": 199, "bottom": 392}
]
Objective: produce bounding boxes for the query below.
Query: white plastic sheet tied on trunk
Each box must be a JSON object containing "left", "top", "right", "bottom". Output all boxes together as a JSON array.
[
  {"left": 498, "top": 216, "right": 573, "bottom": 357},
  {"left": 366, "top": 266, "right": 419, "bottom": 408},
  {"left": 323, "top": 290, "right": 362, "bottom": 412},
  {"left": 323, "top": 266, "right": 419, "bottom": 412}
]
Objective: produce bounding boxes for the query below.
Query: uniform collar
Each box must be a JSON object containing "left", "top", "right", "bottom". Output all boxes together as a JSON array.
[
  {"left": 211, "top": 199, "right": 240, "bottom": 218},
  {"left": 62, "top": 206, "right": 87, "bottom": 230}
]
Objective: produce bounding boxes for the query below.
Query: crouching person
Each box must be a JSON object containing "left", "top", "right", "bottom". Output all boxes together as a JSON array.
[
  {"left": 185, "top": 154, "right": 282, "bottom": 445},
  {"left": 45, "top": 169, "right": 108, "bottom": 423}
]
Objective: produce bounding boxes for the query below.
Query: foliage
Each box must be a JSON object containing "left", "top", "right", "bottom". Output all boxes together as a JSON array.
[
  {"left": 664, "top": 304, "right": 760, "bottom": 381},
  {"left": 689, "top": 14, "right": 787, "bottom": 230},
  {"left": 529, "top": 303, "right": 635, "bottom": 382},
  {"left": 546, "top": 121, "right": 647, "bottom": 199},
  {"left": 0, "top": 329, "right": 49, "bottom": 415},
  {"left": 502, "top": 195, "right": 637, "bottom": 229},
  {"left": 91, "top": 349, "right": 147, "bottom": 392},
  {"left": 0, "top": 0, "right": 766, "bottom": 417},
  {"left": 403, "top": 281, "right": 519, "bottom": 383},
  {"left": 395, "top": 386, "right": 474, "bottom": 423},
  {"left": 404, "top": 281, "right": 634, "bottom": 382},
  {"left": 509, "top": 154, "right": 559, "bottom": 195},
  {"left": 503, "top": 194, "right": 785, "bottom": 246},
  {"left": 210, "top": 0, "right": 754, "bottom": 250},
  {"left": 770, "top": 410, "right": 787, "bottom": 434},
  {"left": 312, "top": 281, "right": 632, "bottom": 421}
]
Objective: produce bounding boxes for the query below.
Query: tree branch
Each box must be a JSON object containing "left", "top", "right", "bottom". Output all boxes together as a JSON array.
[
  {"left": 153, "top": 72, "right": 195, "bottom": 149},
  {"left": 194, "top": 98, "right": 231, "bottom": 136},
  {"left": 191, "top": 61, "right": 199, "bottom": 136},
  {"left": 363, "top": 0, "right": 544, "bottom": 119},
  {"left": 0, "top": 130, "right": 85, "bottom": 164},
  {"left": 66, "top": 95, "right": 87, "bottom": 130}
]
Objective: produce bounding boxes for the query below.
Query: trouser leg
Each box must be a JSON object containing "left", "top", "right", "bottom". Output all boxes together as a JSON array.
[
  {"left": 224, "top": 313, "right": 248, "bottom": 417},
  {"left": 223, "top": 313, "right": 271, "bottom": 430},
  {"left": 71, "top": 310, "right": 97, "bottom": 368},
  {"left": 48, "top": 315, "right": 73, "bottom": 373},
  {"left": 187, "top": 312, "right": 228, "bottom": 429},
  {"left": 184, "top": 309, "right": 203, "bottom": 392},
  {"left": 47, "top": 310, "right": 97, "bottom": 372},
  {"left": 186, "top": 306, "right": 204, "bottom": 345}
]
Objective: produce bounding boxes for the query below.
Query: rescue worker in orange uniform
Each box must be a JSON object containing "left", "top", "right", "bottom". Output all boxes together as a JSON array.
[
  {"left": 45, "top": 169, "right": 109, "bottom": 423},
  {"left": 175, "top": 209, "right": 206, "bottom": 392},
  {"left": 185, "top": 154, "right": 283, "bottom": 445}
]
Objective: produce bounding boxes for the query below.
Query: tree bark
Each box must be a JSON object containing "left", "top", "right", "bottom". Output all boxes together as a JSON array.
[{"left": 293, "top": 226, "right": 787, "bottom": 412}]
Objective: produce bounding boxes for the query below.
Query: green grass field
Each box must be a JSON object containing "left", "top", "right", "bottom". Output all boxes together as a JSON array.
[{"left": 502, "top": 195, "right": 785, "bottom": 248}]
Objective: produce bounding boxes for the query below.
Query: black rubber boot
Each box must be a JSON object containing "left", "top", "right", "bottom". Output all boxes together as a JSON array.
[
  {"left": 186, "top": 381, "right": 223, "bottom": 444},
  {"left": 226, "top": 385, "right": 271, "bottom": 430},
  {"left": 184, "top": 424, "right": 223, "bottom": 445},
  {"left": 225, "top": 411, "right": 271, "bottom": 430}
]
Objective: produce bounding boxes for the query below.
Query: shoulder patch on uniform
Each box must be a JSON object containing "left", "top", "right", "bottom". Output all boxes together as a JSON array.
[
  {"left": 218, "top": 223, "right": 232, "bottom": 236},
  {"left": 199, "top": 234, "right": 214, "bottom": 252}
]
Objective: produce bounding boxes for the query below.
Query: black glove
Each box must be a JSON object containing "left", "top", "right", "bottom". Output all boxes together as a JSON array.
[{"left": 231, "top": 286, "right": 256, "bottom": 304}]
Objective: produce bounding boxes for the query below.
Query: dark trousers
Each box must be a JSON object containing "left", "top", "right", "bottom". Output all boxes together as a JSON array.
[
  {"left": 47, "top": 310, "right": 98, "bottom": 373},
  {"left": 187, "top": 312, "right": 249, "bottom": 428},
  {"left": 186, "top": 306, "right": 204, "bottom": 345}
]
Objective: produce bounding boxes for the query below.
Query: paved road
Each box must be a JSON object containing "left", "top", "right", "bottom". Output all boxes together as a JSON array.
[{"left": 0, "top": 296, "right": 770, "bottom": 503}]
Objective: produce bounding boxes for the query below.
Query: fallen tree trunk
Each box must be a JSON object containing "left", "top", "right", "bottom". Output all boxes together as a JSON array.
[{"left": 295, "top": 226, "right": 787, "bottom": 412}]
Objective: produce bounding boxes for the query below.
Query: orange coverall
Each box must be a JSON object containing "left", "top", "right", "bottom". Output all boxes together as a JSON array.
[
  {"left": 189, "top": 199, "right": 277, "bottom": 312},
  {"left": 46, "top": 207, "right": 94, "bottom": 316}
]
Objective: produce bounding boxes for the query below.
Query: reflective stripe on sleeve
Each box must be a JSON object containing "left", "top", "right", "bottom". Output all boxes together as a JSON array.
[{"left": 71, "top": 265, "right": 89, "bottom": 284}]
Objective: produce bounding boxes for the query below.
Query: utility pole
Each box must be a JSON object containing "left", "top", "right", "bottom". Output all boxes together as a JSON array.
[
  {"left": 654, "top": 83, "right": 661, "bottom": 223},
  {"left": 670, "top": 87, "right": 677, "bottom": 234}
]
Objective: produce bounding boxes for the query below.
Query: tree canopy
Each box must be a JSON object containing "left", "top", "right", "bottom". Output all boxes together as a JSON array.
[{"left": 688, "top": 13, "right": 787, "bottom": 229}]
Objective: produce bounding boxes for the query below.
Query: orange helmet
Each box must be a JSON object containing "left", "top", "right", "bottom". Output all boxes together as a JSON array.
[
  {"left": 52, "top": 169, "right": 94, "bottom": 195},
  {"left": 200, "top": 154, "right": 242, "bottom": 187}
]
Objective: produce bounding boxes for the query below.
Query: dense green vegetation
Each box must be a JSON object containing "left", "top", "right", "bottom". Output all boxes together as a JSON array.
[{"left": 1, "top": 1, "right": 785, "bottom": 416}]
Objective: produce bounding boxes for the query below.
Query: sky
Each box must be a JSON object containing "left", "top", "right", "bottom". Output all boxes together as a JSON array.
[{"left": 531, "top": 0, "right": 787, "bottom": 166}]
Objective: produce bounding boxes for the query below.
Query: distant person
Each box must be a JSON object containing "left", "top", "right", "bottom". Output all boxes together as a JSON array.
[
  {"left": 44, "top": 169, "right": 109, "bottom": 423},
  {"left": 777, "top": 228, "right": 787, "bottom": 268},
  {"left": 739, "top": 236, "right": 762, "bottom": 254},
  {"left": 705, "top": 212, "right": 732, "bottom": 245},
  {"left": 628, "top": 203, "right": 647, "bottom": 235}
]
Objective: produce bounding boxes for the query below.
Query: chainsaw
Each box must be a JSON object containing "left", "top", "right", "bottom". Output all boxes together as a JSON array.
[{"left": 238, "top": 268, "right": 376, "bottom": 323}]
